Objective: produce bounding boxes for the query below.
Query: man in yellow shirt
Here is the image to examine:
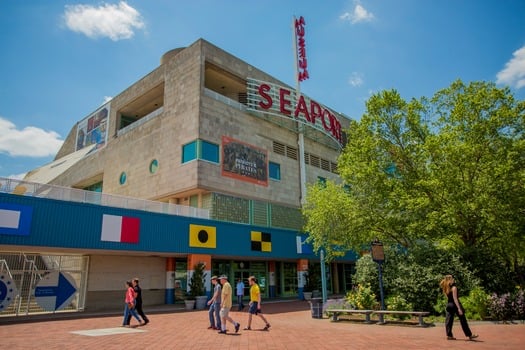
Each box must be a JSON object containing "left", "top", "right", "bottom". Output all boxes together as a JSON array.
[
  {"left": 218, "top": 275, "right": 240, "bottom": 334},
  {"left": 244, "top": 276, "right": 271, "bottom": 331}
]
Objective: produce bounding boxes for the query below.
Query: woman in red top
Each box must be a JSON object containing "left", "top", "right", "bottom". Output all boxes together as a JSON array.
[{"left": 122, "top": 280, "right": 144, "bottom": 327}]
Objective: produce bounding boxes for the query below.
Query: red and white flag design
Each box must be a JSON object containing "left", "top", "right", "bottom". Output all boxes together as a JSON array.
[{"left": 101, "top": 214, "right": 140, "bottom": 243}]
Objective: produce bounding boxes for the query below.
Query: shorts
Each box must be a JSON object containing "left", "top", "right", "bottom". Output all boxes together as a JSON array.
[
  {"left": 219, "top": 307, "right": 230, "bottom": 318},
  {"left": 248, "top": 302, "right": 261, "bottom": 315}
]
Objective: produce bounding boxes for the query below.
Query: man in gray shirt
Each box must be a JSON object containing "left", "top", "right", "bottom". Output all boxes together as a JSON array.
[{"left": 207, "top": 276, "right": 222, "bottom": 330}]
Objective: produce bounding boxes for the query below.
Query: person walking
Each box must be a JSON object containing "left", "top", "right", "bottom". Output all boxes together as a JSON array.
[
  {"left": 126, "top": 277, "right": 149, "bottom": 326},
  {"left": 217, "top": 275, "right": 240, "bottom": 334},
  {"left": 236, "top": 278, "right": 245, "bottom": 311},
  {"left": 439, "top": 275, "right": 478, "bottom": 341},
  {"left": 207, "top": 276, "right": 222, "bottom": 330},
  {"left": 122, "top": 280, "right": 144, "bottom": 327},
  {"left": 243, "top": 276, "right": 271, "bottom": 331}
]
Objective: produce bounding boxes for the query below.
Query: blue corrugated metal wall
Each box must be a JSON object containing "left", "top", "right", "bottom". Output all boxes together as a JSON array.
[{"left": 0, "top": 193, "right": 357, "bottom": 261}]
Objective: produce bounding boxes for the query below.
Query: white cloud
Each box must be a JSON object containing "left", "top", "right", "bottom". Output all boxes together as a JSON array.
[
  {"left": 64, "top": 1, "right": 145, "bottom": 41},
  {"left": 496, "top": 45, "right": 525, "bottom": 89},
  {"left": 0, "top": 117, "right": 63, "bottom": 157},
  {"left": 340, "top": 3, "right": 375, "bottom": 24},
  {"left": 349, "top": 72, "right": 364, "bottom": 87}
]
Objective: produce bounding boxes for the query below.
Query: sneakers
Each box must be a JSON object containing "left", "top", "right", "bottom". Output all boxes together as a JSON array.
[
  {"left": 218, "top": 330, "right": 227, "bottom": 334},
  {"left": 235, "top": 322, "right": 240, "bottom": 333},
  {"left": 263, "top": 323, "right": 271, "bottom": 331},
  {"left": 447, "top": 336, "right": 456, "bottom": 340},
  {"left": 243, "top": 326, "right": 251, "bottom": 330},
  {"left": 469, "top": 334, "right": 479, "bottom": 340},
  {"left": 207, "top": 326, "right": 215, "bottom": 329}
]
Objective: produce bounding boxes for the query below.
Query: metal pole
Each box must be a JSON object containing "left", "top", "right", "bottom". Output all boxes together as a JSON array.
[
  {"left": 378, "top": 262, "right": 385, "bottom": 310},
  {"left": 320, "top": 249, "right": 327, "bottom": 303},
  {"left": 292, "top": 16, "right": 307, "bottom": 206}
]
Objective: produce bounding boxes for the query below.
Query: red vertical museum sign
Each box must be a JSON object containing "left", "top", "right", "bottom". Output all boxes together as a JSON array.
[{"left": 295, "top": 16, "right": 309, "bottom": 82}]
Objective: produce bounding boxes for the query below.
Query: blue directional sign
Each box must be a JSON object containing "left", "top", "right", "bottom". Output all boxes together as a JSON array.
[
  {"left": 34, "top": 271, "right": 77, "bottom": 311},
  {"left": 0, "top": 273, "right": 18, "bottom": 311}
]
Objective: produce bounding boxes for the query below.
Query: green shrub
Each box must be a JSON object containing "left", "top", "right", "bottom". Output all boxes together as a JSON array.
[
  {"left": 460, "top": 287, "right": 490, "bottom": 320},
  {"left": 386, "top": 294, "right": 413, "bottom": 319},
  {"left": 345, "top": 283, "right": 379, "bottom": 310}
]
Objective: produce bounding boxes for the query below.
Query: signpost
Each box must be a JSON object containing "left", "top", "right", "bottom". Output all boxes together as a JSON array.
[
  {"left": 34, "top": 271, "right": 77, "bottom": 311},
  {"left": 371, "top": 239, "right": 385, "bottom": 310}
]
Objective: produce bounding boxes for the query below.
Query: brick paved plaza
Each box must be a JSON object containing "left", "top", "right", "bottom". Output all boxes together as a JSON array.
[{"left": 1, "top": 300, "right": 524, "bottom": 349}]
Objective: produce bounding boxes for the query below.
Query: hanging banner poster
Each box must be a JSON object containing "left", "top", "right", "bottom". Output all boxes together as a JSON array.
[
  {"left": 221, "top": 136, "right": 268, "bottom": 186},
  {"left": 75, "top": 103, "right": 110, "bottom": 151}
]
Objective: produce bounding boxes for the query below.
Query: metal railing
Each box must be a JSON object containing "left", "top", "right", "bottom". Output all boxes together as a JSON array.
[{"left": 0, "top": 177, "right": 209, "bottom": 219}]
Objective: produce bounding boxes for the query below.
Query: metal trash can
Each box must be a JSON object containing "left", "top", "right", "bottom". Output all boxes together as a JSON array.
[{"left": 310, "top": 298, "right": 323, "bottom": 319}]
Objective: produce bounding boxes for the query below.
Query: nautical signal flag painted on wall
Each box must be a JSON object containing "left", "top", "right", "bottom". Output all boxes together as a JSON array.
[
  {"left": 100, "top": 214, "right": 140, "bottom": 243},
  {"left": 189, "top": 224, "right": 216, "bottom": 248},
  {"left": 0, "top": 203, "right": 33, "bottom": 236},
  {"left": 251, "top": 231, "right": 271, "bottom": 252}
]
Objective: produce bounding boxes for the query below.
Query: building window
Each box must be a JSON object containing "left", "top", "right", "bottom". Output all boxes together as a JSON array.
[
  {"left": 182, "top": 139, "right": 219, "bottom": 164},
  {"left": 149, "top": 159, "right": 159, "bottom": 174},
  {"left": 84, "top": 181, "right": 103, "bottom": 192},
  {"left": 119, "top": 172, "right": 127, "bottom": 185},
  {"left": 182, "top": 141, "right": 197, "bottom": 163},
  {"left": 201, "top": 140, "right": 219, "bottom": 163},
  {"left": 269, "top": 162, "right": 281, "bottom": 180}
]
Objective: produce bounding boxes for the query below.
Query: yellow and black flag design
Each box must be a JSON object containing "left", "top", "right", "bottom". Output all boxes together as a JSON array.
[
  {"left": 189, "top": 224, "right": 216, "bottom": 248},
  {"left": 251, "top": 231, "right": 271, "bottom": 252}
]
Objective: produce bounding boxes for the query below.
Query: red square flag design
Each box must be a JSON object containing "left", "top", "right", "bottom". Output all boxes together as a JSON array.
[{"left": 100, "top": 214, "right": 140, "bottom": 243}]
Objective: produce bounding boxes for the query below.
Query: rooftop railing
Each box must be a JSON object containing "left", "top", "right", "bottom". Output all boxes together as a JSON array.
[{"left": 0, "top": 177, "right": 209, "bottom": 219}]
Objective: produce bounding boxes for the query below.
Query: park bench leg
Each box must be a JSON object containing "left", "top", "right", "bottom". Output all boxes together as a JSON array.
[
  {"left": 378, "top": 313, "right": 385, "bottom": 324},
  {"left": 365, "top": 313, "right": 371, "bottom": 323},
  {"left": 418, "top": 315, "right": 425, "bottom": 326}
]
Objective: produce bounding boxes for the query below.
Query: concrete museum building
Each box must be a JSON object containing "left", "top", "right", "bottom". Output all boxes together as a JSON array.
[{"left": 0, "top": 38, "right": 355, "bottom": 315}]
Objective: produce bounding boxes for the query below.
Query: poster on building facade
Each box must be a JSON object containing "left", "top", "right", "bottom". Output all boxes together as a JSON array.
[
  {"left": 221, "top": 136, "right": 268, "bottom": 186},
  {"left": 75, "top": 103, "right": 109, "bottom": 151}
]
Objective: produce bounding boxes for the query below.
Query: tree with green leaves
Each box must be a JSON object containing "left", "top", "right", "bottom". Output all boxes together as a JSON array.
[{"left": 303, "top": 80, "right": 525, "bottom": 289}]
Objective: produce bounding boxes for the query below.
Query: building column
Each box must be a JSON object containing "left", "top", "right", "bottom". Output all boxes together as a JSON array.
[
  {"left": 165, "top": 257, "right": 175, "bottom": 304},
  {"left": 297, "top": 259, "right": 308, "bottom": 300},
  {"left": 332, "top": 262, "right": 340, "bottom": 294},
  {"left": 187, "top": 254, "right": 212, "bottom": 298},
  {"left": 268, "top": 261, "right": 276, "bottom": 298}
]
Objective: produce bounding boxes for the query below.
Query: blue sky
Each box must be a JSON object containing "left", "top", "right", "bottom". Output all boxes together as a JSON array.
[{"left": 1, "top": 0, "right": 524, "bottom": 179}]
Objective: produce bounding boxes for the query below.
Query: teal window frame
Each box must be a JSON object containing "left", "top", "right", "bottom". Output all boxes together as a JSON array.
[
  {"left": 269, "top": 162, "right": 281, "bottom": 180},
  {"left": 149, "top": 159, "right": 159, "bottom": 173},
  {"left": 182, "top": 139, "right": 219, "bottom": 163},
  {"left": 119, "top": 172, "right": 127, "bottom": 185}
]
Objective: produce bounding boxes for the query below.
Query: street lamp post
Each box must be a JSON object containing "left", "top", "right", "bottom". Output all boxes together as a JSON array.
[{"left": 371, "top": 239, "right": 385, "bottom": 310}]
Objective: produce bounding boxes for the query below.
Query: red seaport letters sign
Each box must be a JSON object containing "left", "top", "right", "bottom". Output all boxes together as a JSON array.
[
  {"left": 295, "top": 16, "right": 309, "bottom": 82},
  {"left": 246, "top": 78, "right": 344, "bottom": 147}
]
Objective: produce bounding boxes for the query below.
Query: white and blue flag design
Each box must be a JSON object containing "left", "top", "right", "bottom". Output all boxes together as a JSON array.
[
  {"left": 296, "top": 235, "right": 313, "bottom": 254},
  {"left": 0, "top": 203, "right": 33, "bottom": 236}
]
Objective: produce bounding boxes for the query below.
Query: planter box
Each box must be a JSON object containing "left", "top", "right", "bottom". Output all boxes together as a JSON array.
[
  {"left": 184, "top": 300, "right": 195, "bottom": 310},
  {"left": 195, "top": 295, "right": 208, "bottom": 310}
]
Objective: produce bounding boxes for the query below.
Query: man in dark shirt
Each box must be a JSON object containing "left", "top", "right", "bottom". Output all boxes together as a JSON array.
[{"left": 126, "top": 277, "right": 149, "bottom": 325}]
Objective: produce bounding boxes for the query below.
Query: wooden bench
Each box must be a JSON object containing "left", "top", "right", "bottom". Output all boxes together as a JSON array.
[
  {"left": 374, "top": 310, "right": 430, "bottom": 326},
  {"left": 325, "top": 309, "right": 374, "bottom": 323}
]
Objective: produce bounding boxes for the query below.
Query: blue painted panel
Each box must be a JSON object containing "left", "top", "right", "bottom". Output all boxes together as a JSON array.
[{"left": 0, "top": 193, "right": 357, "bottom": 262}]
